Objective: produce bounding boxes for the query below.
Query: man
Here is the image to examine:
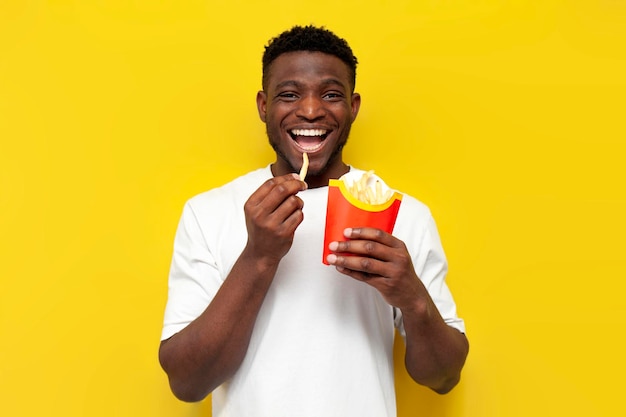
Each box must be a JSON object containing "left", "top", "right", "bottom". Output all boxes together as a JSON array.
[{"left": 159, "top": 25, "right": 468, "bottom": 416}]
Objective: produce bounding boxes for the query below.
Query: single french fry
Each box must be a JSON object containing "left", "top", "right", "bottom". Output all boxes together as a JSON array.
[
  {"left": 384, "top": 189, "right": 393, "bottom": 202},
  {"left": 360, "top": 170, "right": 373, "bottom": 191},
  {"left": 299, "top": 153, "right": 309, "bottom": 180},
  {"left": 375, "top": 180, "right": 383, "bottom": 204},
  {"left": 359, "top": 189, "right": 368, "bottom": 204}
]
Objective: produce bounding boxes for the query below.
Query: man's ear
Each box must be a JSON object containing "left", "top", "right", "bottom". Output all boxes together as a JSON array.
[
  {"left": 256, "top": 91, "right": 268, "bottom": 123},
  {"left": 350, "top": 92, "right": 361, "bottom": 122}
]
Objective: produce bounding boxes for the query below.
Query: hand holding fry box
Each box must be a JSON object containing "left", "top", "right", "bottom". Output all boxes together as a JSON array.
[{"left": 323, "top": 170, "right": 403, "bottom": 265}]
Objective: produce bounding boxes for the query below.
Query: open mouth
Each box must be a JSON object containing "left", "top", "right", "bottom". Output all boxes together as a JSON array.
[{"left": 290, "top": 128, "right": 329, "bottom": 152}]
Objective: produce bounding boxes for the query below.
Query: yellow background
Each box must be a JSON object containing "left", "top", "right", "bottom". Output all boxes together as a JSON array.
[{"left": 1, "top": 1, "right": 625, "bottom": 416}]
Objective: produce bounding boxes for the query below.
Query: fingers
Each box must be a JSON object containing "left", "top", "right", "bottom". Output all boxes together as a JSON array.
[
  {"left": 326, "top": 227, "right": 408, "bottom": 276},
  {"left": 246, "top": 174, "right": 306, "bottom": 229},
  {"left": 326, "top": 228, "right": 422, "bottom": 310},
  {"left": 342, "top": 227, "right": 396, "bottom": 245},
  {"left": 244, "top": 174, "right": 307, "bottom": 260},
  {"left": 329, "top": 227, "right": 400, "bottom": 258},
  {"left": 247, "top": 174, "right": 307, "bottom": 212}
]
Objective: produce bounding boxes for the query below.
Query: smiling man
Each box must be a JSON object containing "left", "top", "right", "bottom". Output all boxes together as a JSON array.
[
  {"left": 159, "top": 25, "right": 468, "bottom": 417},
  {"left": 257, "top": 43, "right": 360, "bottom": 188}
]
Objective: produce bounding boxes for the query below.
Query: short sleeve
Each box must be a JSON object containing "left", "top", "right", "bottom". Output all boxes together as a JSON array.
[
  {"left": 394, "top": 210, "right": 466, "bottom": 339},
  {"left": 160, "top": 202, "right": 223, "bottom": 341}
]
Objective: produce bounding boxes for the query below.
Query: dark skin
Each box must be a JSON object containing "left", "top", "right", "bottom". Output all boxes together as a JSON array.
[
  {"left": 327, "top": 228, "right": 469, "bottom": 393},
  {"left": 257, "top": 51, "right": 361, "bottom": 188},
  {"left": 159, "top": 51, "right": 468, "bottom": 402}
]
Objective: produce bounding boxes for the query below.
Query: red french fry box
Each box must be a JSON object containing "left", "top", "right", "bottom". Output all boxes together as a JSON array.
[{"left": 323, "top": 178, "right": 403, "bottom": 265}]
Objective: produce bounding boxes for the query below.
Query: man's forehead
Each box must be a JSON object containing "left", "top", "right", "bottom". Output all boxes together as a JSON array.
[{"left": 266, "top": 51, "right": 351, "bottom": 86}]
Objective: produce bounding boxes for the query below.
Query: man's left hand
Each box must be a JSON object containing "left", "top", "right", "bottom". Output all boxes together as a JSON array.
[{"left": 326, "top": 227, "right": 426, "bottom": 311}]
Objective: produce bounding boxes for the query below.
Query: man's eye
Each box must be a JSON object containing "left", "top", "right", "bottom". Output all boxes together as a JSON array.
[
  {"left": 324, "top": 92, "right": 343, "bottom": 100},
  {"left": 278, "top": 93, "right": 298, "bottom": 100}
]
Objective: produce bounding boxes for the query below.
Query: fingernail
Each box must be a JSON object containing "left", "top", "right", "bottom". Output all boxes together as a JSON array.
[
  {"left": 328, "top": 241, "right": 338, "bottom": 251},
  {"left": 326, "top": 254, "right": 337, "bottom": 264},
  {"left": 343, "top": 228, "right": 352, "bottom": 237}
]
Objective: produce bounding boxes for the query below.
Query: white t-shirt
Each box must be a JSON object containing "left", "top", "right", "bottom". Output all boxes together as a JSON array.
[{"left": 161, "top": 166, "right": 465, "bottom": 417}]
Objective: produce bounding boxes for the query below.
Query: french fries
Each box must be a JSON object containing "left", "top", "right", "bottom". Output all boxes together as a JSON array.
[
  {"left": 343, "top": 171, "right": 394, "bottom": 205},
  {"left": 299, "top": 152, "right": 309, "bottom": 180}
]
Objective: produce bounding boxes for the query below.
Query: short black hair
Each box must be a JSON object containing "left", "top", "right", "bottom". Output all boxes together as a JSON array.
[{"left": 262, "top": 25, "right": 358, "bottom": 91}]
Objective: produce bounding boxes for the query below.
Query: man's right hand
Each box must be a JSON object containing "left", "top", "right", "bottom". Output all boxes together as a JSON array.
[{"left": 243, "top": 173, "right": 307, "bottom": 263}]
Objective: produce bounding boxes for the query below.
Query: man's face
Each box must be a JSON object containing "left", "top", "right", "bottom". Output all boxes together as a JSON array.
[{"left": 257, "top": 51, "right": 361, "bottom": 188}]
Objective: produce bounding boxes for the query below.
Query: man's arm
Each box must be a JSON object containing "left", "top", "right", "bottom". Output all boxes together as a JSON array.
[
  {"left": 326, "top": 227, "right": 469, "bottom": 394},
  {"left": 398, "top": 290, "right": 469, "bottom": 393},
  {"left": 159, "top": 174, "right": 306, "bottom": 402}
]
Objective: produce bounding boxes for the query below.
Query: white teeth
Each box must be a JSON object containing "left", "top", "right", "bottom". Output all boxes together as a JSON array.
[
  {"left": 291, "top": 129, "right": 327, "bottom": 136},
  {"left": 300, "top": 143, "right": 323, "bottom": 151}
]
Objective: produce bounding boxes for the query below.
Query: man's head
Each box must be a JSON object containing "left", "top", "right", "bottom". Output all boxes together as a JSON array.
[
  {"left": 257, "top": 26, "right": 361, "bottom": 188},
  {"left": 262, "top": 25, "right": 358, "bottom": 92}
]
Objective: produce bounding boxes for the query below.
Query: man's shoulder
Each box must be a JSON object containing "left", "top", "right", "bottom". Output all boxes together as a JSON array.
[{"left": 396, "top": 191, "right": 431, "bottom": 217}]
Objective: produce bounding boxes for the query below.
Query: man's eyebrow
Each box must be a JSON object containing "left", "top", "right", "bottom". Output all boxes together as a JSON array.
[
  {"left": 319, "top": 78, "right": 347, "bottom": 89},
  {"left": 274, "top": 78, "right": 347, "bottom": 90},
  {"left": 275, "top": 80, "right": 301, "bottom": 90}
]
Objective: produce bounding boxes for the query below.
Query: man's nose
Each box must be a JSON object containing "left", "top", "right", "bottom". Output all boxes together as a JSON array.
[{"left": 296, "top": 95, "right": 325, "bottom": 120}]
